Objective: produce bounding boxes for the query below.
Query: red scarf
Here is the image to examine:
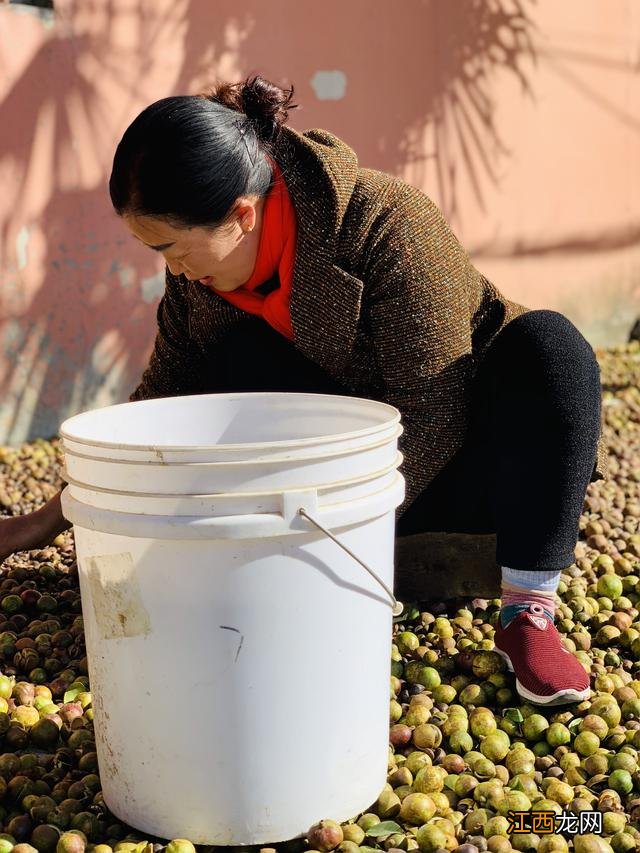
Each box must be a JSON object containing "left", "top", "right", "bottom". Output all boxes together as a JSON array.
[{"left": 217, "top": 162, "right": 296, "bottom": 340}]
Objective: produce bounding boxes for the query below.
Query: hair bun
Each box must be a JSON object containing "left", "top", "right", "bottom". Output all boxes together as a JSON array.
[{"left": 207, "top": 75, "right": 297, "bottom": 145}]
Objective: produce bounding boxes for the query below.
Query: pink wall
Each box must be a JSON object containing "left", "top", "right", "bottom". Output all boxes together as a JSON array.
[{"left": 1, "top": 0, "right": 639, "bottom": 442}]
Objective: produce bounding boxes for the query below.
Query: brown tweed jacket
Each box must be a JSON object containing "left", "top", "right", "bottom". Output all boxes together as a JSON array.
[{"left": 130, "top": 126, "right": 608, "bottom": 513}]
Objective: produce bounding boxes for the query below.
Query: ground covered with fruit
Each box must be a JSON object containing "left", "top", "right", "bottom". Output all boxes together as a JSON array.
[{"left": 0, "top": 343, "right": 640, "bottom": 853}]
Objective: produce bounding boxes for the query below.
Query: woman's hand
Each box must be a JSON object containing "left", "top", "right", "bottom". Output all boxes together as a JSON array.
[{"left": 0, "top": 491, "right": 70, "bottom": 563}]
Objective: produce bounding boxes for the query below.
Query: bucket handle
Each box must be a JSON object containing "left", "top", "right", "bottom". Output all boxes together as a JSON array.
[{"left": 298, "top": 507, "right": 404, "bottom": 617}]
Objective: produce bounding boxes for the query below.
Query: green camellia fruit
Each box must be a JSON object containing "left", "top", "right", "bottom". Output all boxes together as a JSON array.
[
  {"left": 537, "top": 836, "right": 569, "bottom": 853},
  {"left": 356, "top": 814, "right": 380, "bottom": 832},
  {"left": 473, "top": 757, "right": 497, "bottom": 780},
  {"left": 584, "top": 753, "right": 609, "bottom": 776},
  {"left": 431, "top": 684, "right": 457, "bottom": 704},
  {"left": 480, "top": 731, "right": 510, "bottom": 762},
  {"left": 574, "top": 731, "right": 600, "bottom": 756},
  {"left": 483, "top": 816, "right": 510, "bottom": 838},
  {"left": 473, "top": 779, "right": 505, "bottom": 810},
  {"left": 55, "top": 834, "right": 85, "bottom": 853},
  {"left": 602, "top": 813, "right": 627, "bottom": 835},
  {"left": 608, "top": 769, "right": 633, "bottom": 795},
  {"left": 398, "top": 792, "right": 436, "bottom": 825},
  {"left": 1, "top": 596, "right": 22, "bottom": 615},
  {"left": 546, "top": 722, "right": 571, "bottom": 747},
  {"left": 496, "top": 790, "right": 531, "bottom": 816},
  {"left": 580, "top": 714, "right": 609, "bottom": 739},
  {"left": 522, "top": 714, "right": 549, "bottom": 742},
  {"left": 532, "top": 800, "right": 562, "bottom": 815},
  {"left": 376, "top": 789, "right": 401, "bottom": 819},
  {"left": 545, "top": 780, "right": 575, "bottom": 806},
  {"left": 0, "top": 677, "right": 12, "bottom": 701},
  {"left": 415, "top": 824, "right": 448, "bottom": 853},
  {"left": 469, "top": 708, "right": 498, "bottom": 738},
  {"left": 413, "top": 766, "right": 445, "bottom": 794},
  {"left": 597, "top": 575, "right": 623, "bottom": 600},
  {"left": 441, "top": 714, "right": 468, "bottom": 737},
  {"left": 393, "top": 784, "right": 414, "bottom": 802},
  {"left": 506, "top": 749, "right": 536, "bottom": 777},
  {"left": 396, "top": 632, "right": 420, "bottom": 654},
  {"left": 608, "top": 752, "right": 637, "bottom": 774},
  {"left": 573, "top": 835, "right": 615, "bottom": 853},
  {"left": 621, "top": 698, "right": 640, "bottom": 720},
  {"left": 412, "top": 723, "right": 442, "bottom": 750},
  {"left": 416, "top": 666, "right": 441, "bottom": 689},
  {"left": 449, "top": 731, "right": 474, "bottom": 754},
  {"left": 11, "top": 705, "right": 40, "bottom": 729},
  {"left": 434, "top": 617, "right": 454, "bottom": 638},
  {"left": 589, "top": 695, "right": 622, "bottom": 729},
  {"left": 459, "top": 684, "right": 488, "bottom": 706},
  {"left": 609, "top": 833, "right": 636, "bottom": 853},
  {"left": 341, "top": 825, "right": 365, "bottom": 846},
  {"left": 404, "top": 752, "right": 431, "bottom": 777},
  {"left": 404, "top": 705, "right": 431, "bottom": 727},
  {"left": 454, "top": 773, "right": 479, "bottom": 797},
  {"left": 488, "top": 839, "right": 514, "bottom": 853},
  {"left": 512, "top": 834, "right": 542, "bottom": 853},
  {"left": 472, "top": 651, "right": 505, "bottom": 679}
]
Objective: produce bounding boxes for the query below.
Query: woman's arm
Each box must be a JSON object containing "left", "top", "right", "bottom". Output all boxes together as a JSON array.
[
  {"left": 364, "top": 182, "right": 476, "bottom": 513},
  {"left": 0, "top": 491, "right": 70, "bottom": 562},
  {"left": 130, "top": 267, "right": 207, "bottom": 401}
]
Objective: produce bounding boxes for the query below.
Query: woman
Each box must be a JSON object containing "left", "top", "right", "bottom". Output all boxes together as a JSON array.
[{"left": 1, "top": 76, "right": 607, "bottom": 706}]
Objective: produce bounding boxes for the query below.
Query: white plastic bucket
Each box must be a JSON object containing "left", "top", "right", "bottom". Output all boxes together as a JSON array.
[{"left": 60, "top": 393, "right": 405, "bottom": 845}]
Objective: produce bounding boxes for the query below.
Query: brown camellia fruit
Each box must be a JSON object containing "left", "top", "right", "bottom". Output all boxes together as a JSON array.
[
  {"left": 389, "top": 724, "right": 413, "bottom": 747},
  {"left": 7, "top": 815, "right": 33, "bottom": 843},
  {"left": 412, "top": 723, "right": 442, "bottom": 750},
  {"left": 306, "top": 820, "right": 344, "bottom": 852},
  {"left": 31, "top": 824, "right": 61, "bottom": 853}
]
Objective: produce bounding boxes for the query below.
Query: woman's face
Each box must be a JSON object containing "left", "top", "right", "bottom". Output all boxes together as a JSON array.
[{"left": 123, "top": 196, "right": 264, "bottom": 293}]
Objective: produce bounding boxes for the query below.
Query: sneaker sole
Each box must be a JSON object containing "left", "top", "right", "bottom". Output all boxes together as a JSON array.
[{"left": 494, "top": 647, "right": 590, "bottom": 707}]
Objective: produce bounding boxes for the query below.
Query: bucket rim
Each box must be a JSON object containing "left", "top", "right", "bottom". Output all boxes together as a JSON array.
[
  {"left": 62, "top": 453, "right": 403, "bottom": 499},
  {"left": 60, "top": 392, "right": 401, "bottom": 453},
  {"left": 62, "top": 425, "right": 402, "bottom": 469}
]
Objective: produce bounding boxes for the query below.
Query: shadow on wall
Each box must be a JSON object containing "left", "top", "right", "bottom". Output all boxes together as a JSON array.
[{"left": 0, "top": 0, "right": 540, "bottom": 442}]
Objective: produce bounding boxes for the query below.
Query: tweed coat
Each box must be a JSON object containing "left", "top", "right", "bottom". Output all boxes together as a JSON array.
[{"left": 130, "top": 126, "right": 608, "bottom": 514}]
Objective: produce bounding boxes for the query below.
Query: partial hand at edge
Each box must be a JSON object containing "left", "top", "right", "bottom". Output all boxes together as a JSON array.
[{"left": 0, "top": 490, "right": 71, "bottom": 563}]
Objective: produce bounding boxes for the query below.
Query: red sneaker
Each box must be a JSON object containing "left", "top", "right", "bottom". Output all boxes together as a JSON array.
[{"left": 494, "top": 604, "right": 590, "bottom": 706}]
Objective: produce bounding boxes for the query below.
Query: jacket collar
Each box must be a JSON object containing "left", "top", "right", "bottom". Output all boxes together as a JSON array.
[
  {"left": 189, "top": 128, "right": 365, "bottom": 378},
  {"left": 273, "top": 127, "right": 364, "bottom": 377}
]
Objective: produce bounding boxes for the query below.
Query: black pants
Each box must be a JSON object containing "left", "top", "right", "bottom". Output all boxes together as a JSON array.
[{"left": 213, "top": 310, "right": 602, "bottom": 572}]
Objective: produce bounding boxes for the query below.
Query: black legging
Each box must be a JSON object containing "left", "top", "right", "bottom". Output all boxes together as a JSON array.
[{"left": 211, "top": 310, "right": 602, "bottom": 573}]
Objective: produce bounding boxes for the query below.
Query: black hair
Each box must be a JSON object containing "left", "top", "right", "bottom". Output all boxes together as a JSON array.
[{"left": 109, "top": 75, "right": 297, "bottom": 228}]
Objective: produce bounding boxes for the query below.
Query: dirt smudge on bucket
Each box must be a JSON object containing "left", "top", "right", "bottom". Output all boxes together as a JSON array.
[{"left": 85, "top": 552, "right": 152, "bottom": 640}]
